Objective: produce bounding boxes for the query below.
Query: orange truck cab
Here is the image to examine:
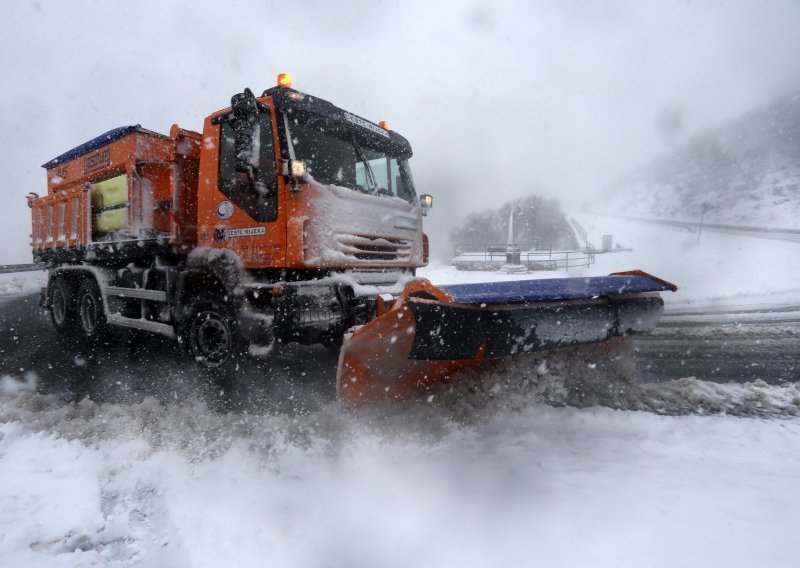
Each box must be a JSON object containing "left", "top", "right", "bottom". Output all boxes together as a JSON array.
[{"left": 28, "top": 75, "right": 432, "bottom": 364}]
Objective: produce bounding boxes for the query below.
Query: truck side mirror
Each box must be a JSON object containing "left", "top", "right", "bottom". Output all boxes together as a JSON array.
[{"left": 230, "top": 88, "right": 259, "bottom": 173}]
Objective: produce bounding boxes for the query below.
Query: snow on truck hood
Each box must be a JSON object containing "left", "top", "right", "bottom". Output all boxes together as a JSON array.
[{"left": 302, "top": 181, "right": 422, "bottom": 266}]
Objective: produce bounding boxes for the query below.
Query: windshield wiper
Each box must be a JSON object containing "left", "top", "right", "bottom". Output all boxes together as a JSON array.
[{"left": 349, "top": 131, "right": 378, "bottom": 193}]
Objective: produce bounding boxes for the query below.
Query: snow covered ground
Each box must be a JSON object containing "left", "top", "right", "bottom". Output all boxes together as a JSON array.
[
  {"left": 2, "top": 383, "right": 800, "bottom": 568},
  {"left": 0, "top": 270, "right": 46, "bottom": 299},
  {"left": 1, "top": 219, "right": 800, "bottom": 567},
  {"left": 423, "top": 214, "right": 800, "bottom": 311}
]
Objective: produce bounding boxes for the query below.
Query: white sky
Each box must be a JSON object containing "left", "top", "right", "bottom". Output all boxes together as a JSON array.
[{"left": 2, "top": 0, "right": 800, "bottom": 262}]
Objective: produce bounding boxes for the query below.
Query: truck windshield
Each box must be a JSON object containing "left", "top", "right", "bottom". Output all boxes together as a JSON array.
[{"left": 285, "top": 110, "right": 416, "bottom": 203}]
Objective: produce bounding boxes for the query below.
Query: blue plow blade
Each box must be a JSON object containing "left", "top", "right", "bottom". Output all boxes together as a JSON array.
[{"left": 439, "top": 274, "right": 677, "bottom": 305}]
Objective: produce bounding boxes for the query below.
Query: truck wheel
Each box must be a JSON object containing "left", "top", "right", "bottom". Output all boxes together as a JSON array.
[
  {"left": 183, "top": 292, "right": 239, "bottom": 367},
  {"left": 77, "top": 278, "right": 108, "bottom": 340},
  {"left": 50, "top": 276, "right": 77, "bottom": 333}
]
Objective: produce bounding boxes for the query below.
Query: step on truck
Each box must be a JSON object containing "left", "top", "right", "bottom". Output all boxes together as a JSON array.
[{"left": 28, "top": 73, "right": 676, "bottom": 405}]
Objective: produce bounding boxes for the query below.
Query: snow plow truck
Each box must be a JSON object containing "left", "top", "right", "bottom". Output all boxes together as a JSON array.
[{"left": 27, "top": 74, "right": 676, "bottom": 405}]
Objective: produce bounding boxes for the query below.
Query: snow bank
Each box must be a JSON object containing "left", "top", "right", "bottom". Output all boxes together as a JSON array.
[
  {"left": 427, "top": 343, "right": 800, "bottom": 420},
  {"left": 0, "top": 270, "right": 46, "bottom": 297}
]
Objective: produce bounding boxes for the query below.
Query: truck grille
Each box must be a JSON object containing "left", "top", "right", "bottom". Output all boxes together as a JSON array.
[{"left": 337, "top": 234, "right": 412, "bottom": 262}]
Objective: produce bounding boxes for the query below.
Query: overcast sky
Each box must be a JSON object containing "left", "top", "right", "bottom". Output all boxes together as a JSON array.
[{"left": 2, "top": 0, "right": 800, "bottom": 262}]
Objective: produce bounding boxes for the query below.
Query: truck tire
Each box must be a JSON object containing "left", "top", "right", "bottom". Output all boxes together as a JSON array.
[
  {"left": 182, "top": 292, "right": 239, "bottom": 367},
  {"left": 50, "top": 276, "right": 77, "bottom": 333},
  {"left": 77, "top": 277, "right": 108, "bottom": 340}
]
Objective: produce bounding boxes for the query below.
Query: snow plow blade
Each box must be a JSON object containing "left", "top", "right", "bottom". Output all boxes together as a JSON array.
[{"left": 336, "top": 271, "right": 677, "bottom": 405}]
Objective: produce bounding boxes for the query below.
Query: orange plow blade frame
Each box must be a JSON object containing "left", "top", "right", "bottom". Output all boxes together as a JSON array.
[{"left": 336, "top": 280, "right": 489, "bottom": 405}]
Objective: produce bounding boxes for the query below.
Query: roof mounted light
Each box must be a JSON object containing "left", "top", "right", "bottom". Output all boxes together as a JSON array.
[
  {"left": 277, "top": 73, "right": 293, "bottom": 88},
  {"left": 378, "top": 120, "right": 391, "bottom": 130}
]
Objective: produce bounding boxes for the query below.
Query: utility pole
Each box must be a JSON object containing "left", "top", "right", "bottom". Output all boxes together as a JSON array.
[
  {"left": 697, "top": 203, "right": 709, "bottom": 244},
  {"left": 504, "top": 208, "right": 525, "bottom": 273}
]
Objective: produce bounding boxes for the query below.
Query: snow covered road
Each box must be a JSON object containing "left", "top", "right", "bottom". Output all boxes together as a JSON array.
[{"left": 634, "top": 307, "right": 800, "bottom": 384}]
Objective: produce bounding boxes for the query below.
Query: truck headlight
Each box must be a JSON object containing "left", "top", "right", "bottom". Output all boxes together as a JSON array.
[{"left": 290, "top": 160, "right": 306, "bottom": 179}]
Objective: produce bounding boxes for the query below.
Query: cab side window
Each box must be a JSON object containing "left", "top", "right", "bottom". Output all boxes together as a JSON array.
[{"left": 218, "top": 110, "right": 278, "bottom": 222}]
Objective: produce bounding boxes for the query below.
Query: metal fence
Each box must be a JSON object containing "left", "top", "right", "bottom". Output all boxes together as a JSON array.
[
  {"left": 521, "top": 248, "right": 595, "bottom": 271},
  {"left": 0, "top": 263, "right": 46, "bottom": 275},
  {"left": 451, "top": 244, "right": 595, "bottom": 272}
]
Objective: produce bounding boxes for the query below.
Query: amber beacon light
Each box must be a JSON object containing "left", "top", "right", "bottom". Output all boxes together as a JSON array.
[{"left": 277, "top": 73, "right": 293, "bottom": 88}]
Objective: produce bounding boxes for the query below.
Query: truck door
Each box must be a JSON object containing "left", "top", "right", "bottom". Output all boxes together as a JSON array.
[{"left": 197, "top": 98, "right": 286, "bottom": 268}]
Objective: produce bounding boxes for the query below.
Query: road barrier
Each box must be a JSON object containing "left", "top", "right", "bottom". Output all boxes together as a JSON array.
[
  {"left": 0, "top": 263, "right": 46, "bottom": 274},
  {"left": 451, "top": 244, "right": 595, "bottom": 272},
  {"left": 608, "top": 215, "right": 800, "bottom": 243}
]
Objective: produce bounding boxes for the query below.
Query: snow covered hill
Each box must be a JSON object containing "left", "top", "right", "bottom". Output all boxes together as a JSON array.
[{"left": 601, "top": 93, "right": 800, "bottom": 228}]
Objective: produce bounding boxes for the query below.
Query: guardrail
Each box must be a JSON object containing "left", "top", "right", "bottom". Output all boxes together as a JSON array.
[
  {"left": 452, "top": 244, "right": 595, "bottom": 272},
  {"left": 0, "top": 263, "right": 46, "bottom": 275},
  {"left": 521, "top": 248, "right": 595, "bottom": 271},
  {"left": 607, "top": 215, "right": 800, "bottom": 243}
]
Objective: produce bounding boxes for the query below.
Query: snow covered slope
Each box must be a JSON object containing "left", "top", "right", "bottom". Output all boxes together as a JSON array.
[{"left": 601, "top": 93, "right": 800, "bottom": 228}]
